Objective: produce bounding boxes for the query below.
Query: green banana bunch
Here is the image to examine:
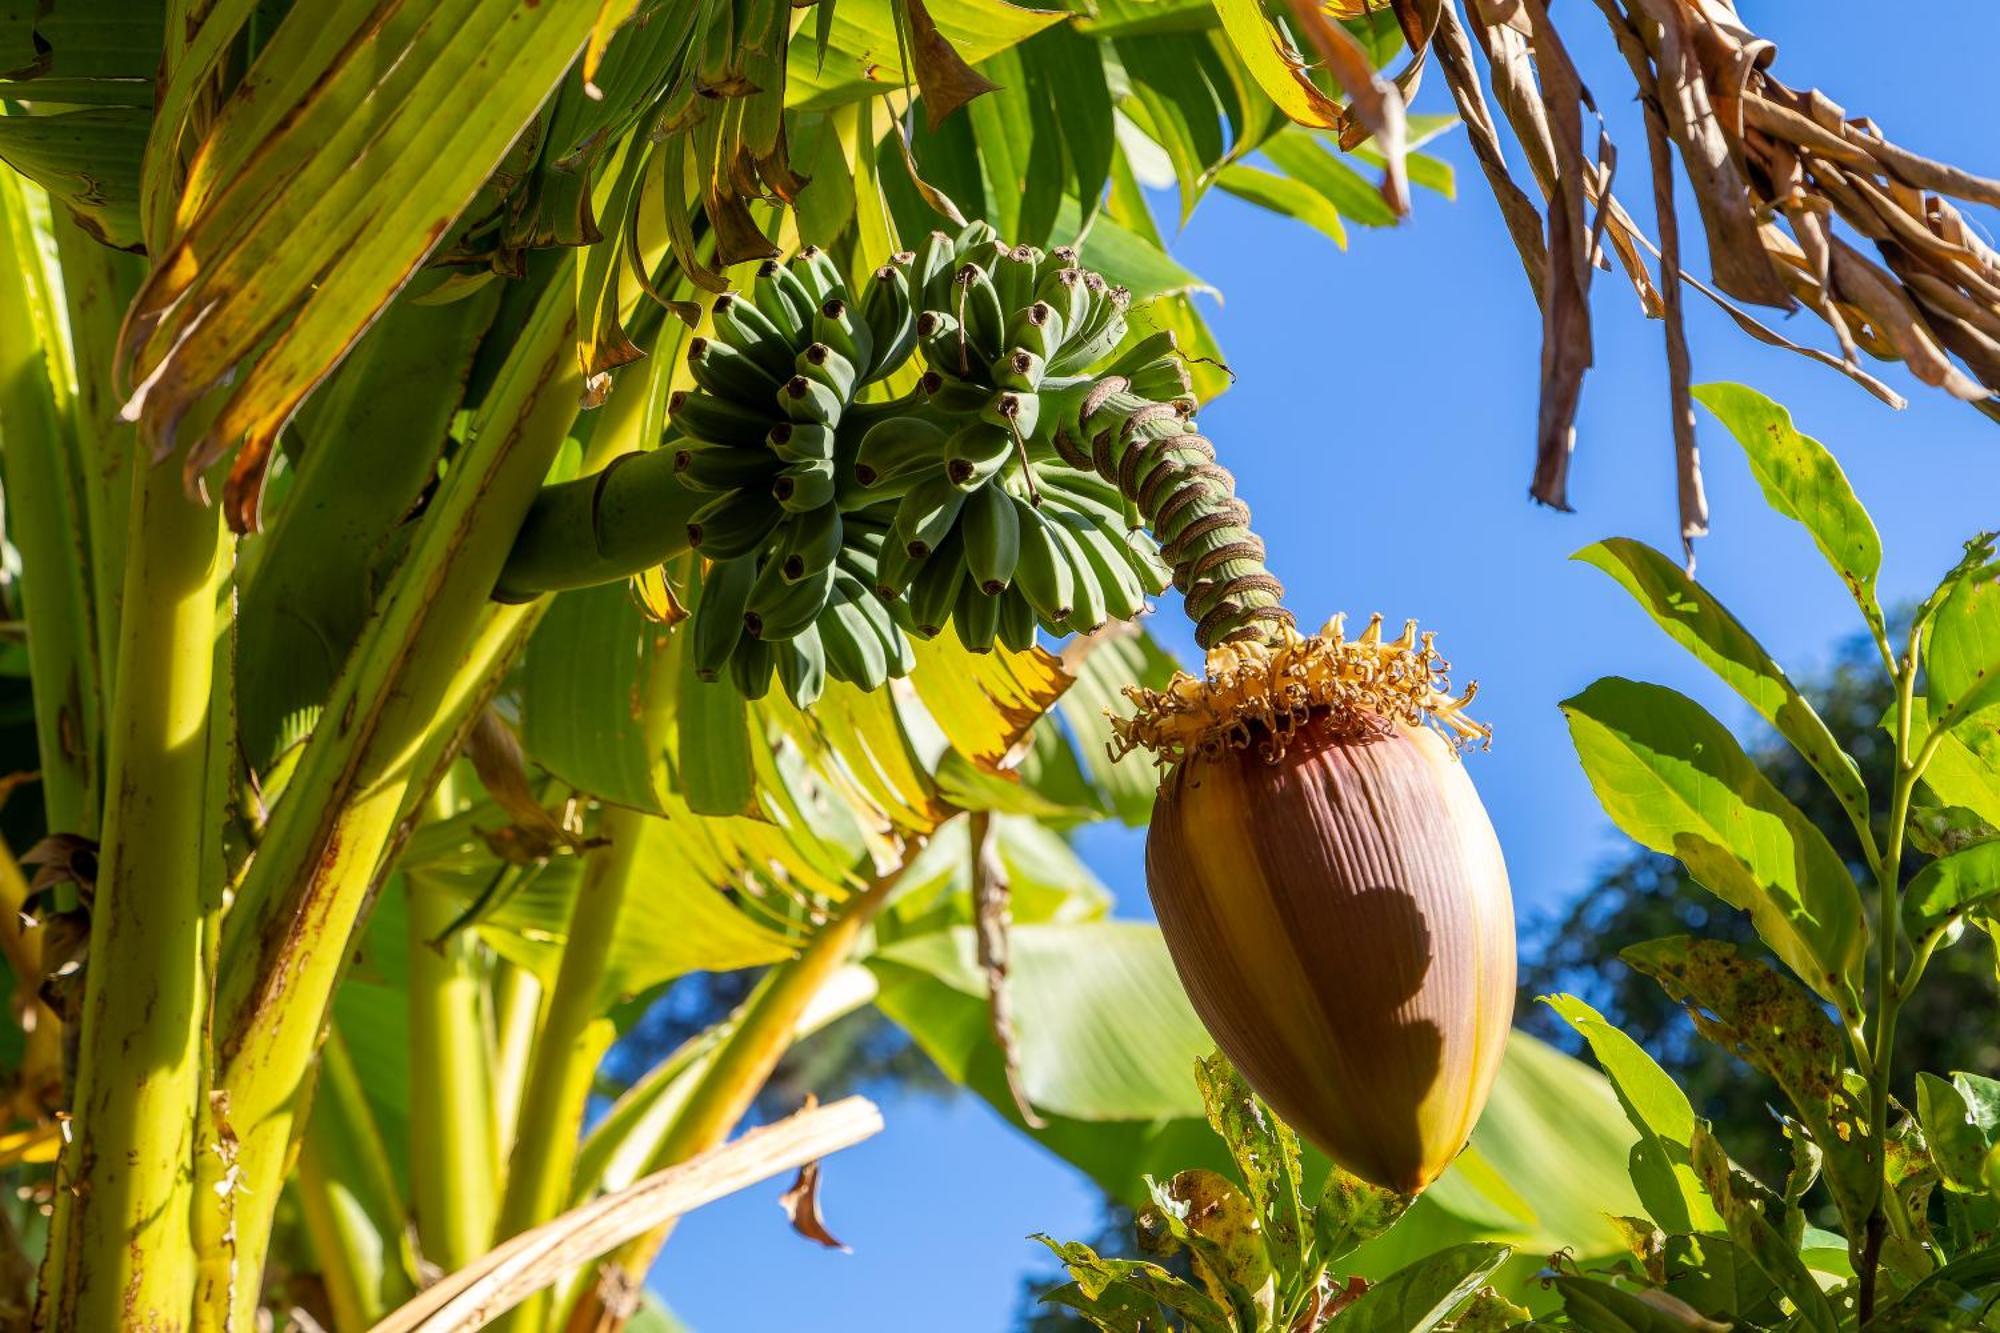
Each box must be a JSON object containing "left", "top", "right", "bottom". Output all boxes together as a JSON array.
[{"left": 656, "top": 222, "right": 1286, "bottom": 708}]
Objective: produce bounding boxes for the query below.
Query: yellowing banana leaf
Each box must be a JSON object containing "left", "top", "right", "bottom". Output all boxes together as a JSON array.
[
  {"left": 910, "top": 627, "right": 1073, "bottom": 772},
  {"left": 870, "top": 921, "right": 1639, "bottom": 1265},
  {"left": 119, "top": 0, "right": 600, "bottom": 528},
  {"left": 785, "top": 0, "right": 1066, "bottom": 112}
]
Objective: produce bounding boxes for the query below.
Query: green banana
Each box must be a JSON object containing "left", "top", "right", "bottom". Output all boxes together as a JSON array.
[
  {"left": 915, "top": 309, "right": 967, "bottom": 377},
  {"left": 692, "top": 556, "right": 759, "bottom": 681},
  {"left": 1120, "top": 527, "right": 1173, "bottom": 594},
  {"left": 906, "top": 528, "right": 966, "bottom": 638},
  {"left": 872, "top": 532, "right": 922, "bottom": 603},
  {"left": 1009, "top": 497, "right": 1075, "bottom": 624},
  {"left": 913, "top": 230, "right": 958, "bottom": 315},
  {"left": 774, "top": 624, "right": 828, "bottom": 707},
  {"left": 676, "top": 445, "right": 781, "bottom": 494},
  {"left": 952, "top": 263, "right": 1006, "bottom": 366},
  {"left": 853, "top": 416, "right": 950, "bottom": 486},
  {"left": 687, "top": 488, "right": 784, "bottom": 559},
  {"left": 997, "top": 587, "right": 1038, "bottom": 652},
  {"left": 728, "top": 636, "right": 775, "bottom": 700},
  {"left": 812, "top": 298, "right": 875, "bottom": 384},
  {"left": 1056, "top": 506, "right": 1146, "bottom": 622},
  {"left": 768, "top": 421, "right": 835, "bottom": 464},
  {"left": 893, "top": 473, "right": 969, "bottom": 559},
  {"left": 859, "top": 262, "right": 916, "bottom": 382},
  {"left": 773, "top": 458, "right": 836, "bottom": 512},
  {"left": 1005, "top": 301, "right": 1063, "bottom": 364},
  {"left": 1035, "top": 267, "right": 1090, "bottom": 350},
  {"left": 779, "top": 502, "right": 842, "bottom": 582},
  {"left": 751, "top": 258, "right": 815, "bottom": 341},
  {"left": 687, "top": 336, "right": 780, "bottom": 400},
  {"left": 794, "top": 246, "right": 847, "bottom": 307},
  {"left": 709, "top": 292, "right": 796, "bottom": 378},
  {"left": 669, "top": 390, "right": 777, "bottom": 448},
  {"left": 746, "top": 558, "right": 837, "bottom": 642},
  {"left": 821, "top": 576, "right": 889, "bottom": 689},
  {"left": 952, "top": 579, "right": 1001, "bottom": 652},
  {"left": 1046, "top": 513, "right": 1107, "bottom": 633},
  {"left": 980, "top": 389, "right": 1039, "bottom": 441},
  {"left": 779, "top": 373, "right": 844, "bottom": 427},
  {"left": 993, "top": 347, "right": 1046, "bottom": 393},
  {"left": 1046, "top": 275, "right": 1127, "bottom": 374},
  {"left": 959, "top": 480, "right": 1020, "bottom": 594},
  {"left": 944, "top": 422, "right": 1012, "bottom": 490},
  {"left": 797, "top": 341, "right": 859, "bottom": 401},
  {"left": 991, "top": 243, "right": 1040, "bottom": 318}
]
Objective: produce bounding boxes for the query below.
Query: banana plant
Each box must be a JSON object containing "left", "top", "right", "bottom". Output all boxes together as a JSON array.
[{"left": 0, "top": 2, "right": 1468, "bottom": 1325}]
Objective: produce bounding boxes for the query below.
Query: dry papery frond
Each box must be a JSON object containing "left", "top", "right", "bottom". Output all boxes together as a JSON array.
[
  {"left": 1110, "top": 613, "right": 1488, "bottom": 767},
  {"left": 1399, "top": 0, "right": 2000, "bottom": 543}
]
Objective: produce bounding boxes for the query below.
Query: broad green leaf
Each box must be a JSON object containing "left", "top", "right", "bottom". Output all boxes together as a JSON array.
[
  {"left": 1033, "top": 1236, "right": 1233, "bottom": 1332},
  {"left": 1210, "top": 0, "right": 1339, "bottom": 129},
  {"left": 785, "top": 0, "right": 1065, "bottom": 110},
  {"left": 675, "top": 673, "right": 757, "bottom": 818},
  {"left": 122, "top": 0, "right": 603, "bottom": 523},
  {"left": 1141, "top": 1169, "right": 1278, "bottom": 1325},
  {"left": 1192, "top": 1053, "right": 1307, "bottom": 1277},
  {"left": 872, "top": 920, "right": 1639, "bottom": 1261},
  {"left": 1215, "top": 161, "right": 1347, "bottom": 248},
  {"left": 1692, "top": 382, "right": 1886, "bottom": 642},
  {"left": 1911, "top": 699, "right": 2000, "bottom": 826},
  {"left": 1033, "top": 24, "right": 1115, "bottom": 234},
  {"left": 1917, "top": 1072, "right": 1995, "bottom": 1193},
  {"left": 1115, "top": 33, "right": 1232, "bottom": 223},
  {"left": 1541, "top": 994, "right": 1721, "bottom": 1235},
  {"left": 1576, "top": 537, "right": 1869, "bottom": 830},
  {"left": 1262, "top": 127, "right": 1398, "bottom": 228},
  {"left": 1312, "top": 1162, "right": 1410, "bottom": 1265},
  {"left": 1054, "top": 194, "right": 1217, "bottom": 302},
  {"left": 1053, "top": 624, "right": 1182, "bottom": 827},
  {"left": 1689, "top": 1123, "right": 1837, "bottom": 1333},
  {"left": 522, "top": 583, "right": 666, "bottom": 813},
  {"left": 1927, "top": 561, "right": 2000, "bottom": 728},
  {"left": 1334, "top": 1242, "right": 1509, "bottom": 1333},
  {"left": 1903, "top": 839, "right": 2000, "bottom": 940},
  {"left": 1623, "top": 936, "right": 1878, "bottom": 1243},
  {"left": 1562, "top": 678, "right": 1866, "bottom": 1008},
  {"left": 1555, "top": 1276, "right": 1732, "bottom": 1332}
]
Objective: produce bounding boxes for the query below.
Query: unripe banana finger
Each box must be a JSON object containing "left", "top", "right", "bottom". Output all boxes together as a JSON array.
[
  {"left": 859, "top": 262, "right": 917, "bottom": 383},
  {"left": 1009, "top": 497, "right": 1074, "bottom": 624},
  {"left": 687, "top": 489, "right": 784, "bottom": 560},
  {"left": 794, "top": 246, "right": 847, "bottom": 308},
  {"left": 812, "top": 299, "right": 875, "bottom": 385},
  {"left": 769, "top": 421, "right": 835, "bottom": 464},
  {"left": 821, "top": 577, "right": 889, "bottom": 689},
  {"left": 710, "top": 293, "right": 796, "bottom": 379},
  {"left": 997, "top": 587, "right": 1039, "bottom": 653},
  {"left": 669, "top": 390, "right": 777, "bottom": 449},
  {"left": 944, "top": 423, "right": 1012, "bottom": 491},
  {"left": 797, "top": 342, "right": 859, "bottom": 402},
  {"left": 779, "top": 503, "right": 842, "bottom": 581},
  {"left": 854, "top": 416, "right": 950, "bottom": 486},
  {"left": 906, "top": 528, "right": 966, "bottom": 639},
  {"left": 688, "top": 336, "right": 780, "bottom": 400},
  {"left": 728, "top": 636, "right": 776, "bottom": 700},
  {"left": 780, "top": 373, "right": 844, "bottom": 427},
  {"left": 775, "top": 624, "right": 828, "bottom": 707},
  {"left": 746, "top": 559, "right": 837, "bottom": 642},
  {"left": 1057, "top": 507, "right": 1146, "bottom": 622},
  {"left": 952, "top": 579, "right": 1001, "bottom": 652},
  {"left": 773, "top": 458, "right": 836, "bottom": 513},
  {"left": 1047, "top": 514, "right": 1108, "bottom": 634},
  {"left": 752, "top": 258, "right": 814, "bottom": 342},
  {"left": 692, "top": 557, "right": 758, "bottom": 680},
  {"left": 959, "top": 480, "right": 1020, "bottom": 594},
  {"left": 893, "top": 475, "right": 969, "bottom": 560},
  {"left": 675, "top": 445, "right": 781, "bottom": 495}
]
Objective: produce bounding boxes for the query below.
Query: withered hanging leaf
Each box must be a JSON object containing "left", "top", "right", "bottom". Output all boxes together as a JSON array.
[
  {"left": 463, "top": 709, "right": 605, "bottom": 862},
  {"left": 903, "top": 0, "right": 998, "bottom": 131},
  {"left": 19, "top": 835, "right": 98, "bottom": 899},
  {"left": 778, "top": 1153, "right": 851, "bottom": 1251},
  {"left": 970, "top": 812, "right": 1044, "bottom": 1129},
  {"left": 1283, "top": 0, "right": 1409, "bottom": 216},
  {"left": 629, "top": 566, "right": 688, "bottom": 626}
]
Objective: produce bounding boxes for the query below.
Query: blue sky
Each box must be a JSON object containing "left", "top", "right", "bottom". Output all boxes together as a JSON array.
[{"left": 652, "top": 6, "right": 2000, "bottom": 1327}]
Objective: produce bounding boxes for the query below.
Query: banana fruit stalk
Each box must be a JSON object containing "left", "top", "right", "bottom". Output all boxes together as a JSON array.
[{"left": 1115, "top": 615, "right": 1514, "bottom": 1194}]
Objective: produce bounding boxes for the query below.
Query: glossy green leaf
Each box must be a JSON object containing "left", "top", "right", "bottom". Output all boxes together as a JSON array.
[
  {"left": 522, "top": 584, "right": 666, "bottom": 814},
  {"left": 785, "top": 0, "right": 1064, "bottom": 110},
  {"left": 1917, "top": 1072, "right": 1996, "bottom": 1193},
  {"left": 1541, "top": 994, "right": 1721, "bottom": 1235},
  {"left": 1215, "top": 161, "right": 1347, "bottom": 248},
  {"left": 1262, "top": 127, "right": 1398, "bottom": 228},
  {"left": 1927, "top": 560, "right": 2000, "bottom": 728},
  {"left": 1576, "top": 537, "right": 1870, "bottom": 830},
  {"left": 1562, "top": 678, "right": 1866, "bottom": 1008},
  {"left": 1693, "top": 382, "right": 1886, "bottom": 642},
  {"left": 1623, "top": 936, "right": 1878, "bottom": 1243},
  {"left": 1911, "top": 699, "right": 2000, "bottom": 826},
  {"left": 1335, "top": 1242, "right": 1509, "bottom": 1333},
  {"left": 1210, "top": 0, "right": 1339, "bottom": 130},
  {"left": 1555, "top": 1276, "right": 1733, "bottom": 1332},
  {"left": 1689, "top": 1122, "right": 1837, "bottom": 1333},
  {"left": 1904, "top": 839, "right": 2000, "bottom": 940}
]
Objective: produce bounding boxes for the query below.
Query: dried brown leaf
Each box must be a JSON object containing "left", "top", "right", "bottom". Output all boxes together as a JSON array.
[
  {"left": 904, "top": 0, "right": 998, "bottom": 131},
  {"left": 1284, "top": 0, "right": 1410, "bottom": 216},
  {"left": 970, "top": 811, "right": 1043, "bottom": 1129},
  {"left": 778, "top": 1153, "right": 850, "bottom": 1252}
]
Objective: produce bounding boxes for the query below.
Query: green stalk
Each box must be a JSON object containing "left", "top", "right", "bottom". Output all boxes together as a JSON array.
[
  {"left": 407, "top": 865, "right": 500, "bottom": 1272},
  {"left": 41, "top": 437, "right": 228, "bottom": 1328},
  {"left": 490, "top": 958, "right": 544, "bottom": 1161},
  {"left": 198, "top": 263, "right": 584, "bottom": 1327},
  {"left": 490, "top": 801, "right": 651, "bottom": 1333},
  {"left": 293, "top": 1032, "right": 420, "bottom": 1332},
  {"left": 50, "top": 212, "right": 146, "bottom": 701},
  {"left": 564, "top": 861, "right": 911, "bottom": 1332},
  {"left": 494, "top": 448, "right": 699, "bottom": 599},
  {"left": 0, "top": 175, "right": 101, "bottom": 836}
]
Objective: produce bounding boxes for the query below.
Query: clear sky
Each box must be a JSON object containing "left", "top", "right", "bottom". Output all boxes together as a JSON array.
[{"left": 652, "top": 5, "right": 2000, "bottom": 1327}]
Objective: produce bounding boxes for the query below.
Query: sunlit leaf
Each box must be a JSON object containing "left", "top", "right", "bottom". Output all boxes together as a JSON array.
[
  {"left": 1903, "top": 839, "right": 2000, "bottom": 941},
  {"left": 910, "top": 626, "right": 1073, "bottom": 772},
  {"left": 1334, "top": 1242, "right": 1509, "bottom": 1333},
  {"left": 785, "top": 0, "right": 1063, "bottom": 111},
  {"left": 1927, "top": 560, "right": 2000, "bottom": 728}
]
